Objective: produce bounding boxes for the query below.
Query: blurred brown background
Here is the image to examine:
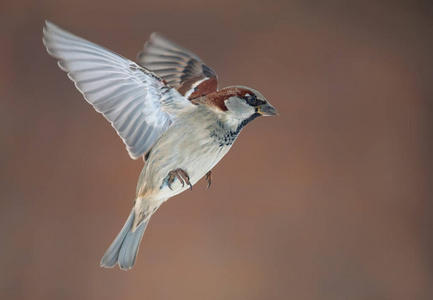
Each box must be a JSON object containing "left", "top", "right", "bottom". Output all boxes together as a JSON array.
[{"left": 1, "top": 0, "right": 433, "bottom": 299}]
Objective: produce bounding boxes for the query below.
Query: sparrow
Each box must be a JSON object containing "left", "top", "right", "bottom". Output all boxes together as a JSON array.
[{"left": 43, "top": 21, "right": 278, "bottom": 270}]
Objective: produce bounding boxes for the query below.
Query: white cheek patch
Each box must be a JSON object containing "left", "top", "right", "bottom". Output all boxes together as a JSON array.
[{"left": 224, "top": 97, "right": 256, "bottom": 126}]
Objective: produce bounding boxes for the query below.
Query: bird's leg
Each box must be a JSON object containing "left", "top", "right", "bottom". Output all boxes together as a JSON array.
[
  {"left": 166, "top": 169, "right": 192, "bottom": 190},
  {"left": 177, "top": 169, "right": 193, "bottom": 190},
  {"left": 166, "top": 170, "right": 183, "bottom": 190},
  {"left": 205, "top": 170, "right": 212, "bottom": 189}
]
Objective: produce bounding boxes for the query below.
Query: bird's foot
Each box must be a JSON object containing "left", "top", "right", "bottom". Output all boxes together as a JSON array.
[
  {"left": 166, "top": 169, "right": 192, "bottom": 190},
  {"left": 205, "top": 170, "right": 212, "bottom": 189}
]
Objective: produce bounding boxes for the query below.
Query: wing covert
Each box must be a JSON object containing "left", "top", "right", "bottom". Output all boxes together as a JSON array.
[{"left": 138, "top": 33, "right": 219, "bottom": 100}]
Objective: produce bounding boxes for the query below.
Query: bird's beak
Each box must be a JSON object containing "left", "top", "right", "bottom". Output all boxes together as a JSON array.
[{"left": 258, "top": 103, "right": 278, "bottom": 116}]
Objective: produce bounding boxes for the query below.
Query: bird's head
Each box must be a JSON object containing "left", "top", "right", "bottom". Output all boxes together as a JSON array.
[{"left": 202, "top": 86, "right": 278, "bottom": 129}]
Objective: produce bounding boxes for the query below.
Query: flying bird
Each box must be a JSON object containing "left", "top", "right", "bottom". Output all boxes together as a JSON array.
[{"left": 43, "top": 21, "right": 278, "bottom": 270}]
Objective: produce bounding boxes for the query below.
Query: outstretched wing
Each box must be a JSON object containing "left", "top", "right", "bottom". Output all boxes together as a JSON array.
[
  {"left": 138, "top": 33, "right": 219, "bottom": 100},
  {"left": 43, "top": 21, "right": 192, "bottom": 160}
]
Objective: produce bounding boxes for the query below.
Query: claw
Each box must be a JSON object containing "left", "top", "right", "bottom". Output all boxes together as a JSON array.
[
  {"left": 178, "top": 169, "right": 193, "bottom": 190},
  {"left": 205, "top": 170, "right": 212, "bottom": 189},
  {"left": 166, "top": 172, "right": 179, "bottom": 190},
  {"left": 166, "top": 169, "right": 192, "bottom": 190}
]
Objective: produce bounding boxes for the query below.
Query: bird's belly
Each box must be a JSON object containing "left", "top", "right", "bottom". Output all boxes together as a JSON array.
[
  {"left": 161, "top": 142, "right": 229, "bottom": 197},
  {"left": 139, "top": 127, "right": 231, "bottom": 198}
]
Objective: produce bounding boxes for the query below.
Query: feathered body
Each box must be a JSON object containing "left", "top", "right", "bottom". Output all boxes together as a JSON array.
[
  {"left": 43, "top": 21, "right": 277, "bottom": 270},
  {"left": 133, "top": 87, "right": 262, "bottom": 229}
]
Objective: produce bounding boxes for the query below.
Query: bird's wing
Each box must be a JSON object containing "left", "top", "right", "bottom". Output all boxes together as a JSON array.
[
  {"left": 43, "top": 21, "right": 193, "bottom": 160},
  {"left": 138, "top": 33, "right": 219, "bottom": 100}
]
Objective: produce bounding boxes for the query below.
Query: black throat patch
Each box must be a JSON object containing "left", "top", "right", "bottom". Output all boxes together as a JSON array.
[{"left": 210, "top": 113, "right": 261, "bottom": 147}]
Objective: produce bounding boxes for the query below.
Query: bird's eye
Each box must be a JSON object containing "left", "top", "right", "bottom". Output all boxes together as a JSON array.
[{"left": 245, "top": 94, "right": 257, "bottom": 106}]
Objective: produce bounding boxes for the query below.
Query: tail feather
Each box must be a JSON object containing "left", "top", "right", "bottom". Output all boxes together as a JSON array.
[{"left": 100, "top": 210, "right": 149, "bottom": 270}]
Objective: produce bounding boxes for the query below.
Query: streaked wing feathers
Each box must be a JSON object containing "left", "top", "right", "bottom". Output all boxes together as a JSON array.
[
  {"left": 138, "top": 33, "right": 218, "bottom": 100},
  {"left": 43, "top": 21, "right": 191, "bottom": 159}
]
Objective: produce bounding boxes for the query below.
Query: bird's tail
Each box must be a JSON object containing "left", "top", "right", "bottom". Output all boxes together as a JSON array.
[{"left": 100, "top": 209, "right": 150, "bottom": 270}]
